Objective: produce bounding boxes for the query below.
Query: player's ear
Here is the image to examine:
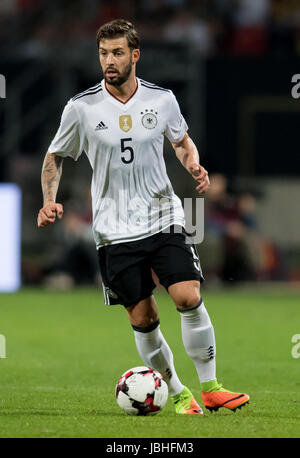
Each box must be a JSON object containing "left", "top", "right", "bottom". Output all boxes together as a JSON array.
[{"left": 132, "top": 49, "right": 140, "bottom": 64}]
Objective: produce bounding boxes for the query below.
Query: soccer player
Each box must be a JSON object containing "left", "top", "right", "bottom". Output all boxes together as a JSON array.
[{"left": 37, "top": 19, "right": 249, "bottom": 415}]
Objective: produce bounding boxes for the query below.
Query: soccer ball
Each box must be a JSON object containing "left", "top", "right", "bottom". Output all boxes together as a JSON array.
[{"left": 115, "top": 366, "right": 168, "bottom": 416}]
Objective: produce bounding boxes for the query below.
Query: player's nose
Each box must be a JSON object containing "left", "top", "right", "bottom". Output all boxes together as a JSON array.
[{"left": 106, "top": 53, "right": 115, "bottom": 65}]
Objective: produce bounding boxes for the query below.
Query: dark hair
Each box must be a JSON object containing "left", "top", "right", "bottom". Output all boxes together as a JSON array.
[{"left": 96, "top": 19, "right": 140, "bottom": 50}]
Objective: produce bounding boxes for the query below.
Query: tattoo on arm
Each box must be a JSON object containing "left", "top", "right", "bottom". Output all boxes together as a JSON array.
[{"left": 41, "top": 152, "right": 64, "bottom": 205}]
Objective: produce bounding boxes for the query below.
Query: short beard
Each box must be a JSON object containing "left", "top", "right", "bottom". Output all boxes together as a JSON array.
[{"left": 104, "top": 61, "right": 133, "bottom": 87}]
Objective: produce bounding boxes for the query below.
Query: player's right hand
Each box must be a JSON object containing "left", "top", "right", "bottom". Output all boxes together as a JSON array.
[{"left": 37, "top": 202, "right": 63, "bottom": 228}]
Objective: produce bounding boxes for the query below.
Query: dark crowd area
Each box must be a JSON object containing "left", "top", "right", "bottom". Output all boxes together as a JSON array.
[
  {"left": 1, "top": 0, "right": 300, "bottom": 290},
  {"left": 0, "top": 0, "right": 299, "bottom": 57}
]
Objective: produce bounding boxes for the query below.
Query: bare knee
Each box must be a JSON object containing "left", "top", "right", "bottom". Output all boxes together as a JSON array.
[
  {"left": 126, "top": 295, "right": 159, "bottom": 327},
  {"left": 168, "top": 280, "right": 201, "bottom": 310}
]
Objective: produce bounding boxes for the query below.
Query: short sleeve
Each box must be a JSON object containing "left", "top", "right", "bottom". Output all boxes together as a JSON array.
[
  {"left": 164, "top": 92, "right": 188, "bottom": 143},
  {"left": 48, "top": 100, "right": 83, "bottom": 161}
]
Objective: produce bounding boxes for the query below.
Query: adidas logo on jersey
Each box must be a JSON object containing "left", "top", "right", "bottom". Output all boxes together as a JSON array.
[{"left": 95, "top": 121, "right": 108, "bottom": 130}]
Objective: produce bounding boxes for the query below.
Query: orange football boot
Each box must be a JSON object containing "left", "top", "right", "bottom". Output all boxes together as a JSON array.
[{"left": 202, "top": 386, "right": 250, "bottom": 413}]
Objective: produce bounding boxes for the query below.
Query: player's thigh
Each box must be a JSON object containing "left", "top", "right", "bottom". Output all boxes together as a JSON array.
[
  {"left": 109, "top": 262, "right": 155, "bottom": 308},
  {"left": 98, "top": 244, "right": 156, "bottom": 308},
  {"left": 126, "top": 295, "right": 159, "bottom": 328},
  {"left": 168, "top": 280, "right": 201, "bottom": 310},
  {"left": 151, "top": 230, "right": 203, "bottom": 309}
]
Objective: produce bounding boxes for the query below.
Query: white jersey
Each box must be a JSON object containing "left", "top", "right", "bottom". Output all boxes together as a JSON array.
[{"left": 48, "top": 77, "right": 188, "bottom": 248}]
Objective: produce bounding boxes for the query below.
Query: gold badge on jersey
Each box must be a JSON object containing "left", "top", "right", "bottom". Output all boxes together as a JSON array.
[{"left": 119, "top": 115, "right": 132, "bottom": 132}]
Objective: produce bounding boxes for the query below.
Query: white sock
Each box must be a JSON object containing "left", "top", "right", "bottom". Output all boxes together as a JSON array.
[
  {"left": 133, "top": 321, "right": 184, "bottom": 396},
  {"left": 179, "top": 300, "right": 216, "bottom": 383}
]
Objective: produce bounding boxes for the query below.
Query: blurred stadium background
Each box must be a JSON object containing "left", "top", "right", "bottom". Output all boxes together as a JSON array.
[{"left": 0, "top": 0, "right": 300, "bottom": 291}]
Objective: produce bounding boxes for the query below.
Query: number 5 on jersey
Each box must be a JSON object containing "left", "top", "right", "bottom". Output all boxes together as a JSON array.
[{"left": 121, "top": 138, "right": 134, "bottom": 164}]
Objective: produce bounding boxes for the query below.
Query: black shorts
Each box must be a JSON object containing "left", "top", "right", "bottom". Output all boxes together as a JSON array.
[{"left": 98, "top": 225, "right": 204, "bottom": 307}]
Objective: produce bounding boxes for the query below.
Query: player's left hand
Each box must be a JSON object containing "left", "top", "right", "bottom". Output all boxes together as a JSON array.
[{"left": 189, "top": 163, "right": 210, "bottom": 194}]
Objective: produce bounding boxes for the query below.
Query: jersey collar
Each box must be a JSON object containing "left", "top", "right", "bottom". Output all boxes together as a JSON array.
[{"left": 102, "top": 78, "right": 140, "bottom": 111}]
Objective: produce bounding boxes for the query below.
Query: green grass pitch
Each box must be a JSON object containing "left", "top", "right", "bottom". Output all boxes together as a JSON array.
[{"left": 0, "top": 287, "right": 300, "bottom": 438}]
